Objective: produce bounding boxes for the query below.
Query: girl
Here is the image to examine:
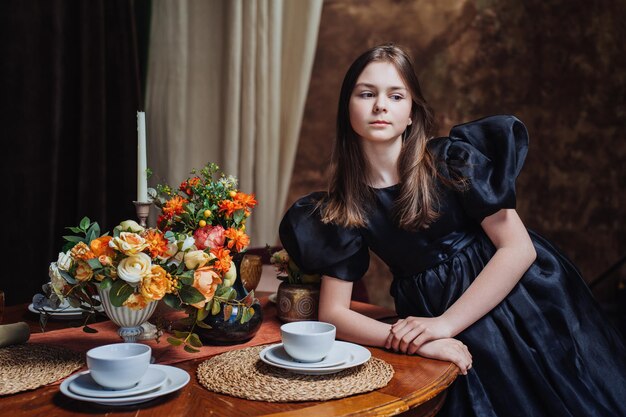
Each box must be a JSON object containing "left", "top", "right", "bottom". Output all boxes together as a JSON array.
[{"left": 279, "top": 44, "right": 626, "bottom": 417}]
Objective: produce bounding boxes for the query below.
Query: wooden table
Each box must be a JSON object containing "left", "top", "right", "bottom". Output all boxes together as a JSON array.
[{"left": 0, "top": 299, "right": 458, "bottom": 416}]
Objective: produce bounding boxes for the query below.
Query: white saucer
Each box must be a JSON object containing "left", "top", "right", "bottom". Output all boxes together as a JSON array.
[
  {"left": 259, "top": 341, "right": 371, "bottom": 375},
  {"left": 29, "top": 303, "right": 104, "bottom": 320},
  {"left": 60, "top": 364, "right": 190, "bottom": 406},
  {"left": 68, "top": 367, "right": 167, "bottom": 398},
  {"left": 264, "top": 343, "right": 350, "bottom": 368}
]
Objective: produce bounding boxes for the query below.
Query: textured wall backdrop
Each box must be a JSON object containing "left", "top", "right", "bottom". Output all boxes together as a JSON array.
[{"left": 286, "top": 0, "right": 626, "bottom": 309}]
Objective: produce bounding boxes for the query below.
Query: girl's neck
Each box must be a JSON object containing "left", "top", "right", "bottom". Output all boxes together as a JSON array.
[{"left": 361, "top": 137, "right": 402, "bottom": 188}]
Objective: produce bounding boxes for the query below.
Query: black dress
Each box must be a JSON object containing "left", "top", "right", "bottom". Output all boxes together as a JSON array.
[{"left": 279, "top": 115, "right": 626, "bottom": 417}]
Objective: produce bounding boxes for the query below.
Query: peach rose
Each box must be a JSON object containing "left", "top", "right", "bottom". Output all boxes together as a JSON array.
[
  {"left": 98, "top": 254, "right": 113, "bottom": 266},
  {"left": 123, "top": 293, "right": 148, "bottom": 310},
  {"left": 140, "top": 265, "right": 169, "bottom": 301},
  {"left": 109, "top": 232, "right": 149, "bottom": 255},
  {"left": 74, "top": 261, "right": 94, "bottom": 282},
  {"left": 191, "top": 267, "right": 222, "bottom": 309}
]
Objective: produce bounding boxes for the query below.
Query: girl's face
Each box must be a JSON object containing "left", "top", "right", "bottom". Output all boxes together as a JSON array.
[{"left": 349, "top": 61, "right": 413, "bottom": 145}]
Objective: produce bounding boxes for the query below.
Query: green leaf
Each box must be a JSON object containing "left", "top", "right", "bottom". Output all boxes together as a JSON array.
[
  {"left": 235, "top": 306, "right": 243, "bottom": 322},
  {"left": 167, "top": 337, "right": 184, "bottom": 346},
  {"left": 79, "top": 217, "right": 91, "bottom": 231},
  {"left": 242, "top": 291, "right": 255, "bottom": 307},
  {"left": 233, "top": 209, "right": 245, "bottom": 225},
  {"left": 227, "top": 288, "right": 238, "bottom": 301},
  {"left": 184, "top": 345, "right": 200, "bottom": 353},
  {"left": 87, "top": 221, "right": 100, "bottom": 238},
  {"left": 60, "top": 270, "right": 76, "bottom": 284},
  {"left": 215, "top": 285, "right": 228, "bottom": 297},
  {"left": 67, "top": 227, "right": 83, "bottom": 233},
  {"left": 211, "top": 300, "right": 221, "bottom": 316},
  {"left": 188, "top": 333, "right": 202, "bottom": 348},
  {"left": 178, "top": 269, "right": 194, "bottom": 281},
  {"left": 83, "top": 325, "right": 98, "bottom": 334},
  {"left": 174, "top": 330, "right": 190, "bottom": 339},
  {"left": 179, "top": 285, "right": 205, "bottom": 304},
  {"left": 223, "top": 304, "right": 233, "bottom": 321},
  {"left": 86, "top": 258, "right": 103, "bottom": 270},
  {"left": 99, "top": 276, "right": 113, "bottom": 289},
  {"left": 109, "top": 279, "right": 134, "bottom": 307},
  {"left": 195, "top": 320, "right": 212, "bottom": 329},
  {"left": 197, "top": 306, "right": 209, "bottom": 321},
  {"left": 63, "top": 235, "right": 86, "bottom": 243},
  {"left": 162, "top": 293, "right": 182, "bottom": 310}
]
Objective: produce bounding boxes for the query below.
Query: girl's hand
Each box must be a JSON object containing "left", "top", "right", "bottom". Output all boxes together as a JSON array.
[
  {"left": 414, "top": 338, "right": 473, "bottom": 375},
  {"left": 385, "top": 316, "right": 453, "bottom": 354}
]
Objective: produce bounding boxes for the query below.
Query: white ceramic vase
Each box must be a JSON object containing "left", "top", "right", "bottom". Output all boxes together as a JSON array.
[{"left": 96, "top": 285, "right": 158, "bottom": 343}]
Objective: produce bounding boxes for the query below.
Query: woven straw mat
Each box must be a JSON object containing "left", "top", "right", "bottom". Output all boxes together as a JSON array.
[
  {"left": 0, "top": 344, "right": 84, "bottom": 395},
  {"left": 197, "top": 345, "right": 394, "bottom": 402}
]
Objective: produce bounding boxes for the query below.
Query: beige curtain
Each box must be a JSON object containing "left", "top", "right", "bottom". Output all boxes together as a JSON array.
[{"left": 146, "top": 0, "right": 323, "bottom": 246}]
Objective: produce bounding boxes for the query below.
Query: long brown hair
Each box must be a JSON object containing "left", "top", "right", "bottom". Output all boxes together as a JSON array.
[{"left": 320, "top": 44, "right": 444, "bottom": 230}]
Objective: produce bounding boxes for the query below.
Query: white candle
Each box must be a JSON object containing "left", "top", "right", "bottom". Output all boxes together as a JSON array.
[{"left": 136, "top": 111, "right": 148, "bottom": 202}]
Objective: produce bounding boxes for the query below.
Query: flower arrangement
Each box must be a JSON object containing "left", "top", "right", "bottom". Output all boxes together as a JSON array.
[
  {"left": 39, "top": 163, "right": 259, "bottom": 352},
  {"left": 41, "top": 217, "right": 175, "bottom": 331},
  {"left": 269, "top": 248, "right": 320, "bottom": 285},
  {"left": 153, "top": 162, "right": 259, "bottom": 351}
]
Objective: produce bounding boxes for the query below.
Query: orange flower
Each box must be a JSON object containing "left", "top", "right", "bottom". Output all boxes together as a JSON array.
[
  {"left": 140, "top": 265, "right": 170, "bottom": 301},
  {"left": 210, "top": 247, "right": 232, "bottom": 274},
  {"left": 162, "top": 195, "right": 188, "bottom": 217},
  {"left": 218, "top": 199, "right": 240, "bottom": 217},
  {"left": 141, "top": 229, "right": 170, "bottom": 258},
  {"left": 90, "top": 236, "right": 114, "bottom": 258},
  {"left": 224, "top": 227, "right": 250, "bottom": 253},
  {"left": 191, "top": 267, "right": 222, "bottom": 309},
  {"left": 123, "top": 293, "right": 149, "bottom": 310},
  {"left": 70, "top": 241, "right": 96, "bottom": 261},
  {"left": 74, "top": 261, "right": 94, "bottom": 282},
  {"left": 233, "top": 192, "right": 257, "bottom": 210}
]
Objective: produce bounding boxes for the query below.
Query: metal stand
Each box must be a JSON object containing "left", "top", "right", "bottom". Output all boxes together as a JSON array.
[{"left": 133, "top": 201, "right": 152, "bottom": 228}]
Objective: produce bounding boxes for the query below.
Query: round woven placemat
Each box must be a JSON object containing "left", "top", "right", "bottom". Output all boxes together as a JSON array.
[
  {"left": 0, "top": 344, "right": 84, "bottom": 395},
  {"left": 197, "top": 345, "right": 394, "bottom": 402}
]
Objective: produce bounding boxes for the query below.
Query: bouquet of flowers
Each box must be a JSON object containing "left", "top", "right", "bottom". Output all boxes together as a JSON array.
[
  {"left": 153, "top": 162, "right": 259, "bottom": 351},
  {"left": 40, "top": 217, "right": 175, "bottom": 331},
  {"left": 269, "top": 248, "right": 320, "bottom": 285}
]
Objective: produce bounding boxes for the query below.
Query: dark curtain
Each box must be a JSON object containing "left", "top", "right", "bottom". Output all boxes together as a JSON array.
[{"left": 0, "top": 0, "right": 149, "bottom": 305}]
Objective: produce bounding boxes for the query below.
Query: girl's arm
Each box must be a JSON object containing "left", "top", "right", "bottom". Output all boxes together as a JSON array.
[
  {"left": 387, "top": 208, "right": 537, "bottom": 354},
  {"left": 319, "top": 275, "right": 473, "bottom": 374}
]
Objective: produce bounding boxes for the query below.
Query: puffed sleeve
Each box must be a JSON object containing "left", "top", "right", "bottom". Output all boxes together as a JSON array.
[
  {"left": 445, "top": 115, "right": 529, "bottom": 222},
  {"left": 279, "top": 192, "right": 370, "bottom": 281}
]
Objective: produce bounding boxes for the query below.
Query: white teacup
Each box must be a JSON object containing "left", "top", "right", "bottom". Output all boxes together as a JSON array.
[
  {"left": 280, "top": 321, "right": 336, "bottom": 363},
  {"left": 86, "top": 343, "right": 151, "bottom": 390}
]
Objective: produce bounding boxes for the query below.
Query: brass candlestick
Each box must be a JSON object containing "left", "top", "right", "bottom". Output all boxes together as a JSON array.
[{"left": 133, "top": 201, "right": 152, "bottom": 228}]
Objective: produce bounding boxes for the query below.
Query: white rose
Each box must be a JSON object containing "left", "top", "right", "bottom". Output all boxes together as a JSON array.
[
  {"left": 56, "top": 251, "right": 73, "bottom": 271},
  {"left": 48, "top": 262, "right": 66, "bottom": 296},
  {"left": 116, "top": 219, "right": 145, "bottom": 233},
  {"left": 181, "top": 236, "right": 196, "bottom": 252},
  {"left": 184, "top": 250, "right": 210, "bottom": 269},
  {"left": 117, "top": 252, "right": 152, "bottom": 285}
]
